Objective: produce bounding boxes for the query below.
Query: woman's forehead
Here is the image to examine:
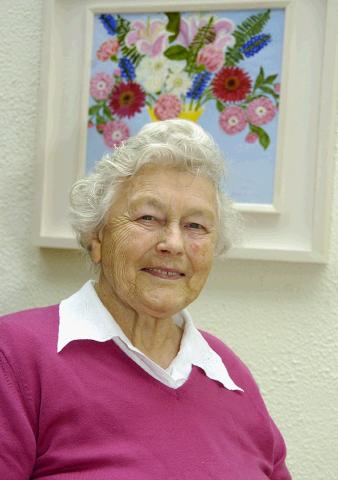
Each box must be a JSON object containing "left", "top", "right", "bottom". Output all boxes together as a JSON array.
[
  {"left": 111, "top": 165, "right": 218, "bottom": 217},
  {"left": 132, "top": 164, "right": 214, "bottom": 192}
]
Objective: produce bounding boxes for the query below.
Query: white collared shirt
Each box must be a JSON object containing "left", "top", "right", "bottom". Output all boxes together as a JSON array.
[{"left": 58, "top": 281, "right": 242, "bottom": 391}]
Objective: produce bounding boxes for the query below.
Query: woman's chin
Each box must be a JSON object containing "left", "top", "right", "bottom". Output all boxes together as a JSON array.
[{"left": 136, "top": 293, "right": 188, "bottom": 318}]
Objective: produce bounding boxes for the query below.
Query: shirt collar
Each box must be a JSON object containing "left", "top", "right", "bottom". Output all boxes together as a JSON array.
[{"left": 58, "top": 281, "right": 243, "bottom": 392}]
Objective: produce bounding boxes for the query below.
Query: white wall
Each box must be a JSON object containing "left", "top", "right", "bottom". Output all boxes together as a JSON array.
[{"left": 1, "top": 1, "right": 337, "bottom": 478}]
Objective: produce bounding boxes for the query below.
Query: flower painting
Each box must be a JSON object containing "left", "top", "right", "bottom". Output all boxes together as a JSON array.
[{"left": 86, "top": 9, "right": 285, "bottom": 204}]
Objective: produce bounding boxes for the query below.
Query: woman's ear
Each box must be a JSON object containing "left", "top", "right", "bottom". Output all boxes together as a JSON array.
[{"left": 89, "top": 231, "right": 102, "bottom": 264}]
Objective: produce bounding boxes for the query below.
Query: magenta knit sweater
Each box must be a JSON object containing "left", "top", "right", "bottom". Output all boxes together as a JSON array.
[{"left": 0, "top": 305, "right": 291, "bottom": 479}]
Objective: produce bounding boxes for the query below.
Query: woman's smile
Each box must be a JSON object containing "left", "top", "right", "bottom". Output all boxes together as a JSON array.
[{"left": 141, "top": 267, "right": 184, "bottom": 280}]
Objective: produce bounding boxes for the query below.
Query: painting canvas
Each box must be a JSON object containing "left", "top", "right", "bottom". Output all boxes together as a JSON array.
[{"left": 85, "top": 8, "right": 285, "bottom": 204}]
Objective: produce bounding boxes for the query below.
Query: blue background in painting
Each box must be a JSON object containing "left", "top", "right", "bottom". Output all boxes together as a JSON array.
[{"left": 86, "top": 9, "right": 285, "bottom": 204}]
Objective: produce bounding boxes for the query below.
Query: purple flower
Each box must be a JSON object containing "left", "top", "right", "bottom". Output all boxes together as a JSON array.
[
  {"left": 186, "top": 72, "right": 212, "bottom": 100},
  {"left": 99, "top": 15, "right": 117, "bottom": 36},
  {"left": 240, "top": 34, "right": 271, "bottom": 58},
  {"left": 118, "top": 57, "right": 136, "bottom": 81}
]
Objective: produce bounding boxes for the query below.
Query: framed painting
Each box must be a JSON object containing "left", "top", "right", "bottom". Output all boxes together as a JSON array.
[
  {"left": 85, "top": 9, "right": 283, "bottom": 208},
  {"left": 34, "top": 0, "right": 338, "bottom": 262}
]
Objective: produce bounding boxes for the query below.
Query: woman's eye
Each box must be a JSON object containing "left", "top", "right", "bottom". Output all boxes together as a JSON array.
[
  {"left": 140, "top": 215, "right": 156, "bottom": 221},
  {"left": 187, "top": 222, "right": 205, "bottom": 230}
]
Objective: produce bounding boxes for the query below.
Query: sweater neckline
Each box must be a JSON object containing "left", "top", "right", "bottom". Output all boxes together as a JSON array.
[{"left": 108, "top": 334, "right": 228, "bottom": 398}]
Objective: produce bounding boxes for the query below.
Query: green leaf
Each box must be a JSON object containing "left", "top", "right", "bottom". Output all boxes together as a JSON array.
[
  {"left": 191, "top": 64, "right": 206, "bottom": 74},
  {"left": 216, "top": 100, "right": 225, "bottom": 112},
  {"left": 245, "top": 94, "right": 263, "bottom": 103},
  {"left": 258, "top": 86, "right": 279, "bottom": 99},
  {"left": 224, "top": 48, "right": 245, "bottom": 67},
  {"left": 89, "top": 105, "right": 101, "bottom": 115},
  {"left": 96, "top": 115, "right": 106, "bottom": 125},
  {"left": 254, "top": 67, "right": 265, "bottom": 90},
  {"left": 250, "top": 124, "right": 270, "bottom": 149},
  {"left": 265, "top": 74, "right": 278, "bottom": 84},
  {"left": 165, "top": 12, "right": 180, "bottom": 43},
  {"left": 103, "top": 105, "right": 113, "bottom": 120},
  {"left": 164, "top": 45, "right": 188, "bottom": 60}
]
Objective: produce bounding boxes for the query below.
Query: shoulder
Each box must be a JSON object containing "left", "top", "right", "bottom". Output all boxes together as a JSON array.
[
  {"left": 0, "top": 305, "right": 59, "bottom": 356},
  {"left": 199, "top": 329, "right": 264, "bottom": 398},
  {"left": 0, "top": 304, "right": 59, "bottom": 333},
  {"left": 199, "top": 329, "right": 246, "bottom": 371}
]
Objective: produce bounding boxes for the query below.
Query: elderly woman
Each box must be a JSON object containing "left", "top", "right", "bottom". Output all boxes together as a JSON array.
[{"left": 0, "top": 119, "right": 291, "bottom": 479}]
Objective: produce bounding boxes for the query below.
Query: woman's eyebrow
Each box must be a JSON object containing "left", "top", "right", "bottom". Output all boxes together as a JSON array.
[
  {"left": 129, "top": 195, "right": 164, "bottom": 212},
  {"left": 129, "top": 195, "right": 216, "bottom": 221},
  {"left": 185, "top": 210, "right": 216, "bottom": 224}
]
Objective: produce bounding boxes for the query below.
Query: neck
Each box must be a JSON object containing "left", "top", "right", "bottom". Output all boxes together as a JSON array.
[{"left": 94, "top": 276, "right": 183, "bottom": 368}]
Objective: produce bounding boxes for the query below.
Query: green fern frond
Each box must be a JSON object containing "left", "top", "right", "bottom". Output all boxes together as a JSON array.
[
  {"left": 235, "top": 10, "right": 271, "bottom": 42},
  {"left": 224, "top": 48, "right": 245, "bottom": 67},
  {"left": 225, "top": 10, "right": 271, "bottom": 67},
  {"left": 190, "top": 24, "right": 216, "bottom": 51},
  {"left": 186, "top": 17, "right": 216, "bottom": 73}
]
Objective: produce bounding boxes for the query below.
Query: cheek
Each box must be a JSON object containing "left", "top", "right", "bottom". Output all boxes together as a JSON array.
[
  {"left": 102, "top": 222, "right": 156, "bottom": 274},
  {"left": 101, "top": 224, "right": 134, "bottom": 272},
  {"left": 189, "top": 239, "right": 214, "bottom": 265},
  {"left": 190, "top": 242, "right": 201, "bottom": 256},
  {"left": 187, "top": 243, "right": 213, "bottom": 290}
]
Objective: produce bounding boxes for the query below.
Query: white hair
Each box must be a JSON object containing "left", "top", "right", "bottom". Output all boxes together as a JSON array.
[{"left": 69, "top": 119, "right": 241, "bottom": 259}]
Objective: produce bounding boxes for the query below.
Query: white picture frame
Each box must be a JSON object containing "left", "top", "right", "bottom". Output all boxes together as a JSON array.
[{"left": 34, "top": 0, "right": 338, "bottom": 262}]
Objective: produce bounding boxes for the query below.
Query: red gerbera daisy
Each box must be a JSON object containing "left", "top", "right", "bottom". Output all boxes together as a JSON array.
[
  {"left": 109, "top": 82, "right": 145, "bottom": 118},
  {"left": 212, "top": 67, "right": 252, "bottom": 102}
]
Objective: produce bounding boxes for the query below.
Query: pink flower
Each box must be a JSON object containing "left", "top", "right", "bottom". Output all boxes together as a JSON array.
[
  {"left": 177, "top": 16, "right": 235, "bottom": 50},
  {"left": 126, "top": 20, "right": 168, "bottom": 57},
  {"left": 90, "top": 72, "right": 114, "bottom": 100},
  {"left": 96, "top": 38, "right": 119, "bottom": 61},
  {"left": 154, "top": 94, "right": 182, "bottom": 120},
  {"left": 103, "top": 120, "right": 130, "bottom": 147},
  {"left": 196, "top": 44, "right": 224, "bottom": 72},
  {"left": 113, "top": 67, "right": 121, "bottom": 77},
  {"left": 274, "top": 83, "right": 281, "bottom": 93},
  {"left": 245, "top": 132, "right": 258, "bottom": 143},
  {"left": 213, "top": 19, "right": 236, "bottom": 50},
  {"left": 176, "top": 16, "right": 205, "bottom": 47},
  {"left": 247, "top": 97, "right": 276, "bottom": 126},
  {"left": 219, "top": 106, "right": 247, "bottom": 135}
]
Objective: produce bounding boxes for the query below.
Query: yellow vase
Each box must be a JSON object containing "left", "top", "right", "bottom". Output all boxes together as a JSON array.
[{"left": 147, "top": 105, "right": 204, "bottom": 123}]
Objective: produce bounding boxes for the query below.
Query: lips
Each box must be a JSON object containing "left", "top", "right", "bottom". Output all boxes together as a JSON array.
[{"left": 141, "top": 267, "right": 185, "bottom": 278}]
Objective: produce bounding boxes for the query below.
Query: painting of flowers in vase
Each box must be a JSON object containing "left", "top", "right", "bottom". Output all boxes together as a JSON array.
[{"left": 86, "top": 8, "right": 285, "bottom": 204}]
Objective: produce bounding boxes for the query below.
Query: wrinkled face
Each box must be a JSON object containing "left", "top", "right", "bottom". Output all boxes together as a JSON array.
[{"left": 91, "top": 164, "right": 218, "bottom": 318}]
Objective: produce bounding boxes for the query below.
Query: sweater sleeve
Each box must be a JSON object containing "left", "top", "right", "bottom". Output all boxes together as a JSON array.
[
  {"left": 0, "top": 349, "right": 36, "bottom": 479},
  {"left": 270, "top": 416, "right": 292, "bottom": 480}
]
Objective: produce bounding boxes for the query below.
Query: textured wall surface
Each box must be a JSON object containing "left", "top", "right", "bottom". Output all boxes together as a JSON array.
[{"left": 0, "top": 1, "right": 337, "bottom": 478}]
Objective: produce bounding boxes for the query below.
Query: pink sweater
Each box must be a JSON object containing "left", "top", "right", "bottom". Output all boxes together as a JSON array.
[{"left": 0, "top": 305, "right": 291, "bottom": 479}]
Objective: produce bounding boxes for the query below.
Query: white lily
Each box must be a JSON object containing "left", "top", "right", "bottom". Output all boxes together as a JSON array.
[
  {"left": 136, "top": 56, "right": 168, "bottom": 93},
  {"left": 166, "top": 62, "right": 191, "bottom": 96}
]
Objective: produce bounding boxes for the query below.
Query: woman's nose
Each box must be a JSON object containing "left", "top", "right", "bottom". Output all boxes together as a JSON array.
[{"left": 156, "top": 224, "right": 184, "bottom": 255}]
